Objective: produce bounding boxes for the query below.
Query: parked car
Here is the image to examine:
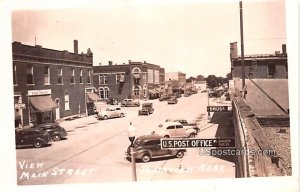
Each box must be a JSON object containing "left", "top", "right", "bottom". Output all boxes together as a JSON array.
[
  {"left": 159, "top": 94, "right": 170, "bottom": 101},
  {"left": 106, "top": 98, "right": 118, "bottom": 105},
  {"left": 152, "top": 122, "right": 197, "bottom": 138},
  {"left": 167, "top": 96, "right": 178, "bottom": 104},
  {"left": 125, "top": 135, "right": 186, "bottom": 163},
  {"left": 97, "top": 106, "right": 126, "bottom": 120},
  {"left": 32, "top": 123, "right": 68, "bottom": 141},
  {"left": 15, "top": 128, "right": 51, "bottom": 148},
  {"left": 138, "top": 103, "right": 154, "bottom": 115},
  {"left": 165, "top": 118, "right": 200, "bottom": 133},
  {"left": 121, "top": 99, "right": 140, "bottom": 107}
]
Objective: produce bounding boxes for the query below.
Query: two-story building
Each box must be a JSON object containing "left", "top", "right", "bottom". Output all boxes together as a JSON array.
[
  {"left": 13, "top": 40, "right": 97, "bottom": 128},
  {"left": 92, "top": 61, "right": 165, "bottom": 101}
]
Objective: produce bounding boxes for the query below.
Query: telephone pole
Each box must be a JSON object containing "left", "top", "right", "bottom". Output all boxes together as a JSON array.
[{"left": 239, "top": 1, "right": 245, "bottom": 90}]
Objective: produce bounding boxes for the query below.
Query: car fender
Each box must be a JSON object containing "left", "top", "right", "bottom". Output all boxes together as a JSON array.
[{"left": 135, "top": 149, "right": 153, "bottom": 159}]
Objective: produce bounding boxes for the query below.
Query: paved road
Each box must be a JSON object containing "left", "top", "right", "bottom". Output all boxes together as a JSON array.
[{"left": 16, "top": 92, "right": 235, "bottom": 185}]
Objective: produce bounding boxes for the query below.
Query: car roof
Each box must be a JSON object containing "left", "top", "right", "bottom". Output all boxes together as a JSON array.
[
  {"left": 136, "top": 135, "right": 163, "bottom": 141},
  {"left": 165, "top": 118, "right": 185, "bottom": 122},
  {"left": 143, "top": 102, "right": 152, "bottom": 105},
  {"left": 17, "top": 127, "right": 45, "bottom": 132},
  {"left": 161, "top": 121, "right": 182, "bottom": 127}
]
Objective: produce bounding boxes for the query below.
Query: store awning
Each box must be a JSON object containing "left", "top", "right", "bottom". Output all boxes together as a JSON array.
[
  {"left": 86, "top": 92, "right": 101, "bottom": 102},
  {"left": 29, "top": 95, "right": 58, "bottom": 112}
]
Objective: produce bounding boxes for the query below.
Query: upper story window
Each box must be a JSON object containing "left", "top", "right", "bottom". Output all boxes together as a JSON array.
[
  {"left": 13, "top": 64, "right": 17, "bottom": 85},
  {"left": 58, "top": 67, "right": 63, "bottom": 84},
  {"left": 27, "top": 65, "right": 34, "bottom": 85},
  {"left": 87, "top": 70, "right": 91, "bottom": 84},
  {"left": 79, "top": 69, "right": 83, "bottom": 84},
  {"left": 44, "top": 66, "right": 50, "bottom": 85},
  {"left": 71, "top": 69, "right": 75, "bottom": 84},
  {"left": 99, "top": 74, "right": 108, "bottom": 85},
  {"left": 116, "top": 73, "right": 125, "bottom": 84}
]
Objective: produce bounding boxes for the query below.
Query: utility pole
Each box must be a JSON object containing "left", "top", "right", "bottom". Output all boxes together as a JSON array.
[{"left": 239, "top": 1, "right": 245, "bottom": 90}]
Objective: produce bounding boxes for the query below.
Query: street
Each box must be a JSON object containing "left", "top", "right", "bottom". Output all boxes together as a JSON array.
[{"left": 16, "top": 92, "right": 235, "bottom": 185}]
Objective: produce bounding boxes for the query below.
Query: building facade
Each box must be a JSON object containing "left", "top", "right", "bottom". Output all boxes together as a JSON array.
[
  {"left": 13, "top": 40, "right": 95, "bottom": 128},
  {"left": 93, "top": 61, "right": 165, "bottom": 101},
  {"left": 230, "top": 42, "right": 288, "bottom": 79}
]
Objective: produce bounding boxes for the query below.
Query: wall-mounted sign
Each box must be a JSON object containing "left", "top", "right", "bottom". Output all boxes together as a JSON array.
[
  {"left": 207, "top": 106, "right": 229, "bottom": 112},
  {"left": 28, "top": 89, "right": 51, "bottom": 96},
  {"left": 15, "top": 103, "right": 26, "bottom": 109}
]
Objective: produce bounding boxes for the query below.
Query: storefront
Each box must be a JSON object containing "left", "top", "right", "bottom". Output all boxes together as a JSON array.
[
  {"left": 14, "top": 93, "right": 25, "bottom": 129},
  {"left": 28, "top": 89, "right": 58, "bottom": 125},
  {"left": 86, "top": 91, "right": 101, "bottom": 116}
]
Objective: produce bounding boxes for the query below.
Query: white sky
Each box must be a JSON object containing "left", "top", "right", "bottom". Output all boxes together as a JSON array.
[{"left": 11, "top": 0, "right": 286, "bottom": 78}]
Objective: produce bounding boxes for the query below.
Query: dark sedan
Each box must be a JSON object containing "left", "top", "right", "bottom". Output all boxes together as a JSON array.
[
  {"left": 32, "top": 123, "right": 68, "bottom": 141},
  {"left": 15, "top": 128, "right": 51, "bottom": 148}
]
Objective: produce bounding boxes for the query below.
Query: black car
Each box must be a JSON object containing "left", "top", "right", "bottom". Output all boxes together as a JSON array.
[
  {"left": 125, "top": 135, "right": 186, "bottom": 163},
  {"left": 106, "top": 98, "right": 118, "bottom": 105},
  {"left": 32, "top": 123, "right": 67, "bottom": 141},
  {"left": 15, "top": 128, "right": 51, "bottom": 148},
  {"left": 138, "top": 103, "right": 154, "bottom": 115}
]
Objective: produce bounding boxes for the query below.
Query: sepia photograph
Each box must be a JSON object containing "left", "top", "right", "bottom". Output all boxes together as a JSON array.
[{"left": 0, "top": 0, "right": 299, "bottom": 191}]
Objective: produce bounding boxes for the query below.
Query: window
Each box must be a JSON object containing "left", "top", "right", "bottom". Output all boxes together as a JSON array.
[
  {"left": 87, "top": 70, "right": 91, "bottom": 84},
  {"left": 27, "top": 65, "right": 34, "bottom": 84},
  {"left": 167, "top": 126, "right": 175, "bottom": 130},
  {"left": 134, "top": 88, "right": 139, "bottom": 96},
  {"left": 79, "top": 69, "right": 83, "bottom": 84},
  {"left": 64, "top": 94, "right": 70, "bottom": 110},
  {"left": 71, "top": 69, "right": 75, "bottom": 84},
  {"left": 104, "top": 87, "right": 109, "bottom": 99},
  {"left": 44, "top": 66, "right": 50, "bottom": 84},
  {"left": 13, "top": 64, "right": 17, "bottom": 85},
  {"left": 99, "top": 88, "right": 104, "bottom": 99},
  {"left": 176, "top": 125, "right": 183, "bottom": 129},
  {"left": 58, "top": 68, "right": 63, "bottom": 84},
  {"left": 99, "top": 74, "right": 107, "bottom": 85},
  {"left": 116, "top": 74, "right": 120, "bottom": 84}
]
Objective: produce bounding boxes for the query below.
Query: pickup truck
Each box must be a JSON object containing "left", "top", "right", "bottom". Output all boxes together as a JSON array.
[
  {"left": 165, "top": 118, "right": 200, "bottom": 133},
  {"left": 152, "top": 122, "right": 197, "bottom": 138}
]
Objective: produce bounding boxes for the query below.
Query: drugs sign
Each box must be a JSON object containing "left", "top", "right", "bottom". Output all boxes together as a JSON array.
[{"left": 207, "top": 106, "right": 229, "bottom": 112}]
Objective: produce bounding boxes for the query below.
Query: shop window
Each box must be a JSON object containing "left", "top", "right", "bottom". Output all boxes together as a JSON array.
[
  {"left": 99, "top": 88, "right": 104, "bottom": 99},
  {"left": 104, "top": 88, "right": 109, "bottom": 99},
  {"left": 64, "top": 94, "right": 70, "bottom": 110}
]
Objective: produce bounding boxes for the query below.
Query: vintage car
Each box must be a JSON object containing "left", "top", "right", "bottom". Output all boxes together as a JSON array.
[
  {"left": 159, "top": 94, "right": 170, "bottom": 101},
  {"left": 97, "top": 106, "right": 126, "bottom": 120},
  {"left": 152, "top": 122, "right": 197, "bottom": 138},
  {"left": 165, "top": 118, "right": 200, "bottom": 133},
  {"left": 121, "top": 99, "right": 140, "bottom": 107},
  {"left": 125, "top": 135, "right": 186, "bottom": 163},
  {"left": 138, "top": 103, "right": 154, "bottom": 115},
  {"left": 167, "top": 96, "right": 178, "bottom": 104},
  {"left": 106, "top": 98, "right": 118, "bottom": 105},
  {"left": 32, "top": 123, "right": 68, "bottom": 141},
  {"left": 15, "top": 127, "right": 51, "bottom": 148}
]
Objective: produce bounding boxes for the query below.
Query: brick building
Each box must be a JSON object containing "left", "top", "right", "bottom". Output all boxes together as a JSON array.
[
  {"left": 230, "top": 42, "right": 288, "bottom": 79},
  {"left": 93, "top": 61, "right": 165, "bottom": 101},
  {"left": 13, "top": 40, "right": 97, "bottom": 128}
]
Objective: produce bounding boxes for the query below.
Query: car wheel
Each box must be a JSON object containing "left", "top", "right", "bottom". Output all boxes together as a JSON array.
[
  {"left": 164, "top": 135, "right": 170, "bottom": 138},
  {"left": 53, "top": 134, "right": 61, "bottom": 141},
  {"left": 33, "top": 140, "right": 42, "bottom": 148},
  {"left": 176, "top": 150, "right": 185, "bottom": 158},
  {"left": 103, "top": 115, "right": 108, "bottom": 120},
  {"left": 189, "top": 133, "right": 196, "bottom": 138},
  {"left": 120, "top": 113, "right": 124, "bottom": 118},
  {"left": 142, "top": 153, "right": 151, "bottom": 163}
]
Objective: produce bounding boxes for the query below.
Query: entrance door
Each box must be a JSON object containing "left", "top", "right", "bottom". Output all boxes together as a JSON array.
[{"left": 55, "top": 98, "right": 60, "bottom": 120}]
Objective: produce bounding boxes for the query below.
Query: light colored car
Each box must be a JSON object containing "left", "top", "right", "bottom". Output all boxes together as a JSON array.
[
  {"left": 97, "top": 106, "right": 126, "bottom": 120},
  {"left": 121, "top": 99, "right": 140, "bottom": 107},
  {"left": 152, "top": 122, "right": 197, "bottom": 138},
  {"left": 165, "top": 118, "right": 200, "bottom": 133}
]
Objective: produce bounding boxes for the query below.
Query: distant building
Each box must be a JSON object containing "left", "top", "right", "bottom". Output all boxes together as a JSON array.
[
  {"left": 230, "top": 42, "right": 288, "bottom": 79},
  {"left": 165, "top": 72, "right": 186, "bottom": 85},
  {"left": 165, "top": 72, "right": 187, "bottom": 94},
  {"left": 92, "top": 61, "right": 165, "bottom": 100},
  {"left": 12, "top": 40, "right": 96, "bottom": 128}
]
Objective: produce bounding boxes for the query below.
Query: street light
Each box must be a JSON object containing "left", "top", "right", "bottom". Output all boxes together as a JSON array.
[{"left": 128, "top": 122, "right": 137, "bottom": 181}]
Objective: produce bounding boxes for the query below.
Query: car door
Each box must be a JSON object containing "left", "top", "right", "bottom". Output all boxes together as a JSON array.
[
  {"left": 175, "top": 124, "right": 185, "bottom": 137},
  {"left": 16, "top": 131, "right": 26, "bottom": 145},
  {"left": 109, "top": 108, "right": 116, "bottom": 118},
  {"left": 166, "top": 125, "right": 176, "bottom": 137},
  {"left": 152, "top": 140, "right": 170, "bottom": 156},
  {"left": 115, "top": 108, "right": 121, "bottom": 117}
]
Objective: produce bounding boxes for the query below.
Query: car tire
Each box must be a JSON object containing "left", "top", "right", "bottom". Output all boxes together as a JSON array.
[
  {"left": 33, "top": 140, "right": 42, "bottom": 148},
  {"left": 176, "top": 150, "right": 185, "bottom": 158},
  {"left": 120, "top": 113, "right": 124, "bottom": 118},
  {"left": 189, "top": 133, "right": 196, "bottom": 138},
  {"left": 103, "top": 115, "right": 108, "bottom": 120},
  {"left": 142, "top": 153, "right": 151, "bottom": 163},
  {"left": 53, "top": 134, "right": 61, "bottom": 141}
]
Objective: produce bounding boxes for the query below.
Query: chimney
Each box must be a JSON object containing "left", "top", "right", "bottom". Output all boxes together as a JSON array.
[
  {"left": 144, "top": 61, "right": 147, "bottom": 64},
  {"left": 108, "top": 61, "right": 113, "bottom": 66},
  {"left": 128, "top": 60, "right": 131, "bottom": 64},
  {"left": 74, "top": 40, "right": 78, "bottom": 54},
  {"left": 282, "top": 44, "right": 286, "bottom": 55},
  {"left": 230, "top": 42, "right": 238, "bottom": 59}
]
